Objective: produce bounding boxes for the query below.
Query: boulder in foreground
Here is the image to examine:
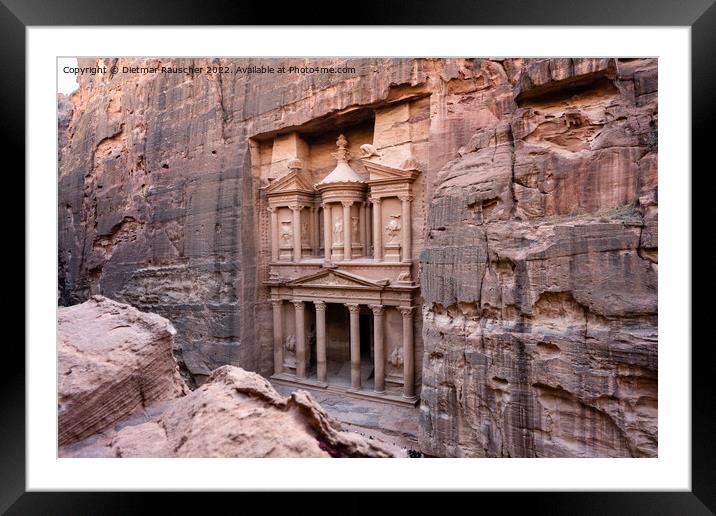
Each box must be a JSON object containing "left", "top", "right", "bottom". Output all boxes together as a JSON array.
[
  {"left": 110, "top": 365, "right": 401, "bottom": 458},
  {"left": 58, "top": 296, "right": 188, "bottom": 446}
]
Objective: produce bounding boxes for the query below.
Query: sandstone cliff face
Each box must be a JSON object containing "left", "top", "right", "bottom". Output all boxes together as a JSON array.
[
  {"left": 419, "top": 58, "right": 657, "bottom": 457},
  {"left": 58, "top": 296, "right": 188, "bottom": 445}
]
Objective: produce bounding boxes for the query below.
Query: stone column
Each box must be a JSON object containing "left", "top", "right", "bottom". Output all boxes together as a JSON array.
[
  {"left": 290, "top": 205, "right": 303, "bottom": 262},
  {"left": 269, "top": 207, "right": 279, "bottom": 262},
  {"left": 314, "top": 301, "right": 327, "bottom": 383},
  {"left": 400, "top": 195, "right": 412, "bottom": 262},
  {"left": 372, "top": 197, "right": 382, "bottom": 261},
  {"left": 346, "top": 303, "right": 361, "bottom": 390},
  {"left": 322, "top": 203, "right": 332, "bottom": 261},
  {"left": 271, "top": 300, "right": 283, "bottom": 375},
  {"left": 399, "top": 306, "right": 415, "bottom": 398},
  {"left": 369, "top": 304, "right": 385, "bottom": 393},
  {"left": 312, "top": 205, "right": 321, "bottom": 255},
  {"left": 342, "top": 201, "right": 353, "bottom": 260},
  {"left": 359, "top": 202, "right": 367, "bottom": 257},
  {"left": 366, "top": 200, "right": 372, "bottom": 256},
  {"left": 293, "top": 300, "right": 306, "bottom": 379}
]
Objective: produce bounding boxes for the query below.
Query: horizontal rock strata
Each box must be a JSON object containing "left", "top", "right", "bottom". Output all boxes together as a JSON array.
[
  {"left": 419, "top": 58, "right": 657, "bottom": 457},
  {"left": 109, "top": 365, "right": 400, "bottom": 458},
  {"left": 58, "top": 296, "right": 188, "bottom": 445}
]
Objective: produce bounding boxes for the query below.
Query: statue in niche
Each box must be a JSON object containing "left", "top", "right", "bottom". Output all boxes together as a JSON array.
[
  {"left": 351, "top": 216, "right": 359, "bottom": 241},
  {"left": 307, "top": 324, "right": 315, "bottom": 363},
  {"left": 301, "top": 219, "right": 309, "bottom": 240},
  {"left": 284, "top": 334, "right": 296, "bottom": 353},
  {"left": 333, "top": 218, "right": 343, "bottom": 245},
  {"left": 385, "top": 214, "right": 402, "bottom": 244},
  {"left": 280, "top": 221, "right": 293, "bottom": 244},
  {"left": 389, "top": 347, "right": 403, "bottom": 369}
]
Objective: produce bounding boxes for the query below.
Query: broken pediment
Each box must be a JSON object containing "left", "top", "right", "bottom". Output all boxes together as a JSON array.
[
  {"left": 361, "top": 160, "right": 420, "bottom": 184},
  {"left": 266, "top": 168, "right": 316, "bottom": 196},
  {"left": 287, "top": 269, "right": 388, "bottom": 289}
]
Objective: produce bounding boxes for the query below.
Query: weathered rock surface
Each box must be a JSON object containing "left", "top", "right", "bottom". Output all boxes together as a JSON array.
[
  {"left": 58, "top": 296, "right": 188, "bottom": 445},
  {"left": 60, "top": 365, "right": 400, "bottom": 458},
  {"left": 108, "top": 365, "right": 400, "bottom": 457},
  {"left": 419, "top": 58, "right": 657, "bottom": 457}
]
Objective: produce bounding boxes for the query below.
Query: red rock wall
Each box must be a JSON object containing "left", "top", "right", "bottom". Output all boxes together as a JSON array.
[{"left": 419, "top": 58, "right": 657, "bottom": 457}]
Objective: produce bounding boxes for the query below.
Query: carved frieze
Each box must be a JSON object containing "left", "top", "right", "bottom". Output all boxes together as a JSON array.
[{"left": 301, "top": 273, "right": 356, "bottom": 287}]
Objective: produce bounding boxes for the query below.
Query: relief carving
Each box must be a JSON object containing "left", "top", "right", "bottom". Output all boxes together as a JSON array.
[
  {"left": 359, "top": 143, "right": 382, "bottom": 158},
  {"left": 333, "top": 218, "right": 344, "bottom": 244},
  {"left": 351, "top": 216, "right": 359, "bottom": 241},
  {"left": 397, "top": 271, "right": 411, "bottom": 282},
  {"left": 301, "top": 219, "right": 309, "bottom": 240},
  {"left": 284, "top": 334, "right": 296, "bottom": 353},
  {"left": 302, "top": 273, "right": 355, "bottom": 287},
  {"left": 385, "top": 214, "right": 401, "bottom": 244},
  {"left": 280, "top": 221, "right": 293, "bottom": 244},
  {"left": 389, "top": 347, "right": 403, "bottom": 368}
]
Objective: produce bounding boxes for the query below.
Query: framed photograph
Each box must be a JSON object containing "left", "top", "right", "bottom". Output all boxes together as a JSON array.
[{"left": 8, "top": 0, "right": 709, "bottom": 511}]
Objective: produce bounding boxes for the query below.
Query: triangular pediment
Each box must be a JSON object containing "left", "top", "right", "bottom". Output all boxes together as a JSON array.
[
  {"left": 361, "top": 160, "right": 420, "bottom": 183},
  {"left": 267, "top": 170, "right": 315, "bottom": 195},
  {"left": 287, "top": 269, "right": 387, "bottom": 289}
]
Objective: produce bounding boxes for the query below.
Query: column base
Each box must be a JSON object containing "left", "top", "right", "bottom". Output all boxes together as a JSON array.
[
  {"left": 271, "top": 372, "right": 328, "bottom": 389},
  {"left": 270, "top": 373, "right": 419, "bottom": 407}
]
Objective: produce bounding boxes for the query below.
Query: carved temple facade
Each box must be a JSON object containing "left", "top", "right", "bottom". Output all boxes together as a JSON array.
[{"left": 260, "top": 126, "right": 424, "bottom": 406}]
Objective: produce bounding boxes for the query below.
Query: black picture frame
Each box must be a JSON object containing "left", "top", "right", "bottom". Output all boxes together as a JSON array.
[{"left": 6, "top": 0, "right": 709, "bottom": 512}]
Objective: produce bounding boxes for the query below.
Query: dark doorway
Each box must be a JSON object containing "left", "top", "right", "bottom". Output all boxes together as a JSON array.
[
  {"left": 359, "top": 311, "right": 374, "bottom": 388},
  {"left": 359, "top": 312, "right": 372, "bottom": 360}
]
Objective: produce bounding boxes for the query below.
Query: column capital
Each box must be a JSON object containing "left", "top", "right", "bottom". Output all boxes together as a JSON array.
[
  {"left": 368, "top": 304, "right": 384, "bottom": 315},
  {"left": 398, "top": 195, "right": 414, "bottom": 202},
  {"left": 398, "top": 306, "right": 416, "bottom": 317},
  {"left": 341, "top": 200, "right": 354, "bottom": 208},
  {"left": 268, "top": 206, "right": 278, "bottom": 213},
  {"left": 292, "top": 300, "right": 305, "bottom": 310},
  {"left": 345, "top": 303, "right": 361, "bottom": 314},
  {"left": 313, "top": 300, "right": 327, "bottom": 311},
  {"left": 289, "top": 204, "right": 305, "bottom": 212},
  {"left": 370, "top": 197, "right": 382, "bottom": 205},
  {"left": 270, "top": 299, "right": 283, "bottom": 308}
]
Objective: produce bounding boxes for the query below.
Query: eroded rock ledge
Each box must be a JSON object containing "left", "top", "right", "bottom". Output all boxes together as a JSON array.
[
  {"left": 58, "top": 295, "right": 188, "bottom": 446},
  {"left": 109, "top": 365, "right": 400, "bottom": 458}
]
